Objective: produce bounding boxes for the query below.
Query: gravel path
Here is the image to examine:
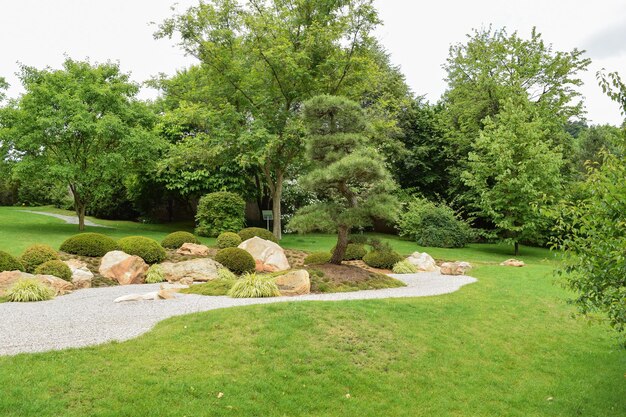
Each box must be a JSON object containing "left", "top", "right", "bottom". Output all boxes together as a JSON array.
[
  {"left": 0, "top": 272, "right": 476, "bottom": 356},
  {"left": 20, "top": 210, "right": 110, "bottom": 228}
]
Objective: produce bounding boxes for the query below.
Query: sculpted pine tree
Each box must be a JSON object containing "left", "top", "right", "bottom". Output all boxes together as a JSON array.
[{"left": 289, "top": 95, "right": 398, "bottom": 264}]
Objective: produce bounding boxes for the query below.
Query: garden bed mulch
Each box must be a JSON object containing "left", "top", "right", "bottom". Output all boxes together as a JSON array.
[{"left": 305, "top": 263, "right": 404, "bottom": 293}]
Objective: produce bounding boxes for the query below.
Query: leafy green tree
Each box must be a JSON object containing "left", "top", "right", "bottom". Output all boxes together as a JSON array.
[
  {"left": 574, "top": 124, "right": 622, "bottom": 174},
  {"left": 289, "top": 95, "right": 398, "bottom": 264},
  {"left": 462, "top": 98, "right": 564, "bottom": 255}
]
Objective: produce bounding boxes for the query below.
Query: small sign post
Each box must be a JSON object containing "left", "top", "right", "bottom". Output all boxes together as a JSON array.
[{"left": 262, "top": 210, "right": 273, "bottom": 231}]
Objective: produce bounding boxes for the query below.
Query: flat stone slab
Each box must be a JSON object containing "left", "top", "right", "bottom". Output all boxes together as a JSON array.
[{"left": 0, "top": 272, "right": 477, "bottom": 356}]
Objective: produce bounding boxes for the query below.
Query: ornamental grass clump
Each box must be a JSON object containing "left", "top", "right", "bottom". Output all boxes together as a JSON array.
[
  {"left": 145, "top": 264, "right": 165, "bottom": 283},
  {"left": 392, "top": 260, "right": 418, "bottom": 274},
  {"left": 228, "top": 273, "right": 280, "bottom": 298},
  {"left": 34, "top": 260, "right": 72, "bottom": 281},
  {"left": 7, "top": 279, "right": 54, "bottom": 302}
]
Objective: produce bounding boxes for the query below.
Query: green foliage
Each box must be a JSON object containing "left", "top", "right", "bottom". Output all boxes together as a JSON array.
[
  {"left": 227, "top": 273, "right": 280, "bottom": 298},
  {"left": 0, "top": 251, "right": 24, "bottom": 272},
  {"left": 59, "top": 233, "right": 118, "bottom": 257},
  {"left": 392, "top": 260, "right": 418, "bottom": 274},
  {"left": 398, "top": 198, "right": 472, "bottom": 248},
  {"left": 161, "top": 231, "right": 200, "bottom": 249},
  {"left": 303, "top": 252, "right": 332, "bottom": 265},
  {"left": 118, "top": 236, "right": 166, "bottom": 264},
  {"left": 214, "top": 248, "right": 256, "bottom": 275},
  {"left": 238, "top": 227, "right": 278, "bottom": 243},
  {"left": 34, "top": 260, "right": 72, "bottom": 281},
  {"left": 362, "top": 251, "right": 403, "bottom": 269},
  {"left": 145, "top": 264, "right": 165, "bottom": 284},
  {"left": 195, "top": 192, "right": 245, "bottom": 237},
  {"left": 331, "top": 244, "right": 367, "bottom": 261},
  {"left": 216, "top": 232, "right": 242, "bottom": 249},
  {"left": 7, "top": 279, "right": 54, "bottom": 302},
  {"left": 180, "top": 279, "right": 235, "bottom": 296},
  {"left": 19, "top": 244, "right": 60, "bottom": 273},
  {"left": 217, "top": 268, "right": 237, "bottom": 281}
]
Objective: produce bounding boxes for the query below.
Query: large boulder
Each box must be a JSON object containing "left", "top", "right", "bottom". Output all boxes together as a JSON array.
[
  {"left": 440, "top": 261, "right": 472, "bottom": 276},
  {"left": 238, "top": 236, "right": 290, "bottom": 272},
  {"left": 500, "top": 259, "right": 525, "bottom": 267},
  {"left": 37, "top": 275, "right": 74, "bottom": 295},
  {"left": 64, "top": 259, "right": 94, "bottom": 289},
  {"left": 176, "top": 243, "right": 210, "bottom": 257},
  {"left": 275, "top": 270, "right": 310, "bottom": 296},
  {"left": 99, "top": 251, "right": 148, "bottom": 285},
  {"left": 0, "top": 270, "right": 73, "bottom": 296},
  {"left": 406, "top": 252, "right": 439, "bottom": 272},
  {"left": 159, "top": 258, "right": 222, "bottom": 283}
]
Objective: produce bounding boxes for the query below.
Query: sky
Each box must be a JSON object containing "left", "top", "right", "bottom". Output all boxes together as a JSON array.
[{"left": 1, "top": 0, "right": 625, "bottom": 125}]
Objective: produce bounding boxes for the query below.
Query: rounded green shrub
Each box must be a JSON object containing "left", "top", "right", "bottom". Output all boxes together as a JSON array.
[
  {"left": 362, "top": 251, "right": 403, "bottom": 269},
  {"left": 216, "top": 232, "right": 242, "bottom": 249},
  {"left": 228, "top": 273, "right": 280, "bottom": 298},
  {"left": 7, "top": 279, "right": 54, "bottom": 302},
  {"left": 161, "top": 231, "right": 200, "bottom": 249},
  {"left": 118, "top": 236, "right": 166, "bottom": 264},
  {"left": 20, "top": 244, "right": 60, "bottom": 273},
  {"left": 34, "top": 260, "right": 72, "bottom": 281},
  {"left": 214, "top": 248, "right": 256, "bottom": 275},
  {"left": 145, "top": 264, "right": 165, "bottom": 283},
  {"left": 303, "top": 251, "right": 332, "bottom": 265},
  {"left": 238, "top": 227, "right": 278, "bottom": 243},
  {"left": 195, "top": 192, "right": 245, "bottom": 237},
  {"left": 392, "top": 260, "right": 418, "bottom": 274},
  {"left": 331, "top": 243, "right": 367, "bottom": 261},
  {"left": 60, "top": 233, "right": 118, "bottom": 257},
  {"left": 0, "top": 251, "right": 24, "bottom": 272}
]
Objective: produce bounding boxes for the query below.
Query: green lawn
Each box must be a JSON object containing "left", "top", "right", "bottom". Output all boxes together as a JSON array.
[{"left": 0, "top": 206, "right": 624, "bottom": 416}]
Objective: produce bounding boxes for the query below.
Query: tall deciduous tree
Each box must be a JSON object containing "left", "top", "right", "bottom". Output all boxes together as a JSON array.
[{"left": 289, "top": 95, "right": 398, "bottom": 264}]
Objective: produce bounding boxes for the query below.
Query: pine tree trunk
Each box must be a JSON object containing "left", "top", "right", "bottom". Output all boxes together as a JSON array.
[{"left": 330, "top": 225, "right": 349, "bottom": 265}]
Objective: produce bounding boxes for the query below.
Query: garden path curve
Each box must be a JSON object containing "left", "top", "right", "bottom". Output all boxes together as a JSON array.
[
  {"left": 0, "top": 272, "right": 477, "bottom": 356},
  {"left": 20, "top": 210, "right": 111, "bottom": 228}
]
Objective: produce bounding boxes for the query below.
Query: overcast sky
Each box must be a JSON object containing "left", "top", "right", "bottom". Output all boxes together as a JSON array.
[{"left": 1, "top": 0, "right": 625, "bottom": 125}]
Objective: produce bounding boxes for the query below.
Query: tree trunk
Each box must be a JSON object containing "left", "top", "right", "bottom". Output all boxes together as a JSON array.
[
  {"left": 271, "top": 173, "right": 284, "bottom": 240},
  {"left": 514, "top": 241, "right": 519, "bottom": 256},
  {"left": 330, "top": 225, "right": 349, "bottom": 265},
  {"left": 69, "top": 185, "right": 86, "bottom": 231}
]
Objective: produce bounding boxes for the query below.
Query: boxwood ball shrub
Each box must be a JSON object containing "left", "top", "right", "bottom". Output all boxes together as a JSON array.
[
  {"left": 303, "top": 251, "right": 332, "bottom": 265},
  {"left": 118, "top": 236, "right": 166, "bottom": 264},
  {"left": 0, "top": 251, "right": 24, "bottom": 272},
  {"left": 161, "top": 231, "right": 200, "bottom": 249},
  {"left": 60, "top": 233, "right": 118, "bottom": 257},
  {"left": 228, "top": 273, "right": 281, "bottom": 298},
  {"left": 195, "top": 192, "right": 245, "bottom": 237},
  {"left": 214, "top": 248, "right": 256, "bottom": 275},
  {"left": 34, "top": 260, "right": 72, "bottom": 281},
  {"left": 7, "top": 279, "right": 54, "bottom": 302},
  {"left": 331, "top": 243, "right": 367, "bottom": 261},
  {"left": 238, "top": 227, "right": 278, "bottom": 243},
  {"left": 20, "top": 244, "right": 60, "bottom": 273},
  {"left": 362, "top": 251, "right": 403, "bottom": 269},
  {"left": 216, "top": 232, "right": 242, "bottom": 249}
]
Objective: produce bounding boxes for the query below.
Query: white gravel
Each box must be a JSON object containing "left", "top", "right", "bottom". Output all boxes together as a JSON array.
[
  {"left": 0, "top": 272, "right": 476, "bottom": 356},
  {"left": 20, "top": 210, "right": 110, "bottom": 228}
]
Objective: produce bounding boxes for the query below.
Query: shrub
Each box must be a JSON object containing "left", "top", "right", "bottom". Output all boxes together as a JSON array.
[
  {"left": 217, "top": 268, "right": 237, "bottom": 281},
  {"left": 20, "top": 244, "right": 60, "bottom": 273},
  {"left": 7, "top": 279, "right": 54, "bottom": 302},
  {"left": 214, "top": 248, "right": 256, "bottom": 275},
  {"left": 195, "top": 192, "right": 245, "bottom": 237},
  {"left": 228, "top": 273, "right": 280, "bottom": 298},
  {"left": 161, "top": 231, "right": 200, "bottom": 249},
  {"left": 392, "top": 260, "right": 418, "bottom": 274},
  {"left": 362, "top": 251, "right": 403, "bottom": 269},
  {"left": 0, "top": 251, "right": 24, "bottom": 272},
  {"left": 398, "top": 198, "right": 472, "bottom": 248},
  {"left": 216, "top": 232, "right": 242, "bottom": 249},
  {"left": 118, "top": 236, "right": 166, "bottom": 264},
  {"left": 180, "top": 279, "right": 235, "bottom": 296},
  {"left": 348, "top": 234, "right": 369, "bottom": 245},
  {"left": 331, "top": 243, "right": 367, "bottom": 261},
  {"left": 34, "top": 260, "right": 72, "bottom": 281},
  {"left": 238, "top": 227, "right": 278, "bottom": 243},
  {"left": 145, "top": 264, "right": 165, "bottom": 283},
  {"left": 60, "top": 233, "right": 118, "bottom": 257},
  {"left": 303, "top": 251, "right": 332, "bottom": 265}
]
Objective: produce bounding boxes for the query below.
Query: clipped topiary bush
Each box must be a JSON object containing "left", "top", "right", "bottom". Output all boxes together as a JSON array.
[
  {"left": 161, "top": 231, "right": 200, "bottom": 249},
  {"left": 195, "top": 192, "right": 245, "bottom": 237},
  {"left": 303, "top": 251, "right": 332, "bottom": 265},
  {"left": 214, "top": 247, "right": 256, "bottom": 275},
  {"left": 7, "top": 279, "right": 54, "bottom": 302},
  {"left": 0, "top": 251, "right": 24, "bottom": 272},
  {"left": 238, "top": 227, "right": 278, "bottom": 243},
  {"left": 118, "top": 236, "right": 166, "bottom": 264},
  {"left": 392, "top": 260, "right": 418, "bottom": 274},
  {"left": 145, "top": 264, "right": 165, "bottom": 283},
  {"left": 216, "top": 232, "right": 242, "bottom": 249},
  {"left": 228, "top": 273, "right": 280, "bottom": 298},
  {"left": 34, "top": 260, "right": 72, "bottom": 281},
  {"left": 20, "top": 244, "right": 60, "bottom": 273},
  {"left": 362, "top": 251, "right": 403, "bottom": 269},
  {"left": 331, "top": 243, "right": 367, "bottom": 261},
  {"left": 60, "top": 233, "right": 118, "bottom": 257}
]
